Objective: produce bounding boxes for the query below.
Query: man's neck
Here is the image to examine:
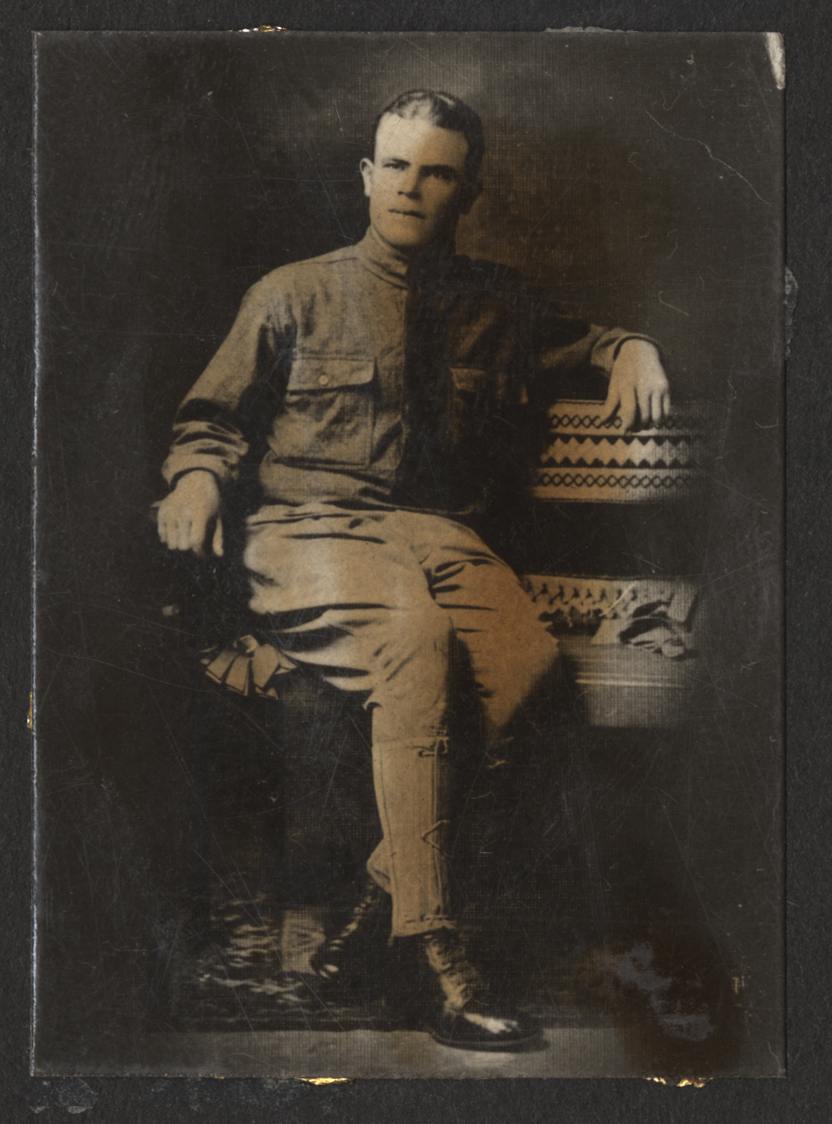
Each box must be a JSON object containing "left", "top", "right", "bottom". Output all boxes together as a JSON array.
[{"left": 359, "top": 225, "right": 456, "bottom": 287}]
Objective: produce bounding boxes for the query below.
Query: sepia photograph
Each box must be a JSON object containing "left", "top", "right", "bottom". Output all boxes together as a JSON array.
[{"left": 33, "top": 30, "right": 783, "bottom": 1078}]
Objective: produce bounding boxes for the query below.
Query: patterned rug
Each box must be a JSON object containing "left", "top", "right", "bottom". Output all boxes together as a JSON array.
[
  {"left": 169, "top": 894, "right": 622, "bottom": 1033},
  {"left": 171, "top": 897, "right": 404, "bottom": 1031}
]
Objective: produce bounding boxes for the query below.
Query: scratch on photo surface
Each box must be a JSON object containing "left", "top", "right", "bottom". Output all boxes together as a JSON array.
[
  {"left": 643, "top": 110, "right": 769, "bottom": 205},
  {"left": 657, "top": 293, "right": 690, "bottom": 318}
]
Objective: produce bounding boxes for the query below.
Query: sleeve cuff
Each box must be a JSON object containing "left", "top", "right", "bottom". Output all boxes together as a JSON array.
[
  {"left": 611, "top": 334, "right": 663, "bottom": 362},
  {"left": 167, "top": 466, "right": 222, "bottom": 490}
]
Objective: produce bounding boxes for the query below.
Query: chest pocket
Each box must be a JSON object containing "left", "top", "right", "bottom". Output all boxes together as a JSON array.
[{"left": 272, "top": 355, "right": 377, "bottom": 469}]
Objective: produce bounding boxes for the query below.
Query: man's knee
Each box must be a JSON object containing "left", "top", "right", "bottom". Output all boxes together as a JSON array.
[
  {"left": 372, "top": 599, "right": 454, "bottom": 694},
  {"left": 405, "top": 597, "right": 455, "bottom": 656},
  {"left": 527, "top": 624, "right": 561, "bottom": 679},
  {"left": 367, "top": 602, "right": 453, "bottom": 741}
]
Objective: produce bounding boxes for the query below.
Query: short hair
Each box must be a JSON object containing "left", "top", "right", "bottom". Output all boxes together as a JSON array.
[{"left": 374, "top": 89, "right": 485, "bottom": 180}]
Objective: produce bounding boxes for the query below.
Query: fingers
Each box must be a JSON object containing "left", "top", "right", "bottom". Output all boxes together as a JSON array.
[
  {"left": 212, "top": 517, "right": 224, "bottom": 558},
  {"left": 604, "top": 381, "right": 671, "bottom": 431},
  {"left": 642, "top": 387, "right": 671, "bottom": 428},
  {"left": 617, "top": 387, "right": 638, "bottom": 431},
  {"left": 170, "top": 507, "right": 192, "bottom": 552},
  {"left": 180, "top": 517, "right": 204, "bottom": 555},
  {"left": 601, "top": 388, "right": 637, "bottom": 430},
  {"left": 599, "top": 392, "right": 619, "bottom": 424},
  {"left": 171, "top": 516, "right": 199, "bottom": 553},
  {"left": 637, "top": 382, "right": 653, "bottom": 428},
  {"left": 608, "top": 339, "right": 671, "bottom": 430},
  {"left": 651, "top": 390, "right": 665, "bottom": 427},
  {"left": 156, "top": 499, "right": 211, "bottom": 555},
  {"left": 603, "top": 388, "right": 671, "bottom": 431},
  {"left": 156, "top": 506, "right": 178, "bottom": 550}
]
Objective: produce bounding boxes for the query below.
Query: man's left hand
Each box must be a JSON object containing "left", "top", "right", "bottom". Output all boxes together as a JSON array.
[{"left": 600, "top": 339, "right": 670, "bottom": 431}]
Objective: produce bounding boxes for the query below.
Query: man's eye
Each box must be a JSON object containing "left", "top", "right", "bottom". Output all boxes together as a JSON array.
[{"left": 432, "top": 170, "right": 456, "bottom": 183}]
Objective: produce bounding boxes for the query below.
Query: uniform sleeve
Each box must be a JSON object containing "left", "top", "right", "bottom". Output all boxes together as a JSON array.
[
  {"left": 530, "top": 294, "right": 657, "bottom": 378},
  {"left": 161, "top": 276, "right": 291, "bottom": 489}
]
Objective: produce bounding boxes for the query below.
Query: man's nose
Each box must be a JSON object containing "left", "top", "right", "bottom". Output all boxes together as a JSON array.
[{"left": 398, "top": 169, "right": 421, "bottom": 197}]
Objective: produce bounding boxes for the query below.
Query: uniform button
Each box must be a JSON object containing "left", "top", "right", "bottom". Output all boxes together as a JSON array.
[{"left": 318, "top": 374, "right": 330, "bottom": 386}]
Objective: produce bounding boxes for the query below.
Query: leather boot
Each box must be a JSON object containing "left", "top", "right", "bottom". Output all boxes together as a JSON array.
[
  {"left": 419, "top": 928, "right": 540, "bottom": 1050},
  {"left": 309, "top": 881, "right": 390, "bottom": 984}
]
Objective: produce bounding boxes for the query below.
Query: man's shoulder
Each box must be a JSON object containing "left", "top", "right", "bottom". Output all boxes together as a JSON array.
[
  {"left": 232, "top": 244, "right": 364, "bottom": 315},
  {"left": 256, "top": 244, "right": 361, "bottom": 287}
]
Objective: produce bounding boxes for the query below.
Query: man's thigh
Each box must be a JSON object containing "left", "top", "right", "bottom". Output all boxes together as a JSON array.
[
  {"left": 243, "top": 504, "right": 432, "bottom": 615},
  {"left": 396, "top": 509, "right": 547, "bottom": 642},
  {"left": 397, "top": 511, "right": 560, "bottom": 730},
  {"left": 242, "top": 504, "right": 556, "bottom": 726},
  {"left": 242, "top": 506, "right": 452, "bottom": 735}
]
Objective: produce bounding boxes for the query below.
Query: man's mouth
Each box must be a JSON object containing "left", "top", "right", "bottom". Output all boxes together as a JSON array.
[{"left": 389, "top": 209, "right": 425, "bottom": 219}]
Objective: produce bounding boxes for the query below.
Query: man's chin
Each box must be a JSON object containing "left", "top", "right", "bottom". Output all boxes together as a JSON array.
[
  {"left": 374, "top": 224, "right": 449, "bottom": 256},
  {"left": 383, "top": 233, "right": 430, "bottom": 253}
]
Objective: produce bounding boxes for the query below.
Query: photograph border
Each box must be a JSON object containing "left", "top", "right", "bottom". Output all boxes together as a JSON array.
[{"left": 0, "top": 0, "right": 825, "bottom": 1120}]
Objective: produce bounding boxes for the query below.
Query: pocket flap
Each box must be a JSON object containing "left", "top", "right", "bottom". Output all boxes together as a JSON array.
[{"left": 289, "top": 356, "right": 376, "bottom": 391}]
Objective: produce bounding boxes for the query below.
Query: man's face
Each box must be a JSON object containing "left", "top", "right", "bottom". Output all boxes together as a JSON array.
[{"left": 360, "top": 114, "right": 475, "bottom": 253}]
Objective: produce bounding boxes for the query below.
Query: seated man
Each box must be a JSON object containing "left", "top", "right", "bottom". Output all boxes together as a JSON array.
[{"left": 156, "top": 89, "right": 669, "bottom": 1050}]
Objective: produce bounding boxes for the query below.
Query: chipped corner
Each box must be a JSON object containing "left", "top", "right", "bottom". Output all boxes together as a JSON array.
[
  {"left": 764, "top": 32, "right": 785, "bottom": 91},
  {"left": 646, "top": 1076, "right": 712, "bottom": 1088}
]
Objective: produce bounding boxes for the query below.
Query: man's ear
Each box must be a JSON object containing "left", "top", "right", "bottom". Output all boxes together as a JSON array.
[
  {"left": 359, "top": 158, "right": 374, "bottom": 199},
  {"left": 458, "top": 178, "right": 483, "bottom": 216}
]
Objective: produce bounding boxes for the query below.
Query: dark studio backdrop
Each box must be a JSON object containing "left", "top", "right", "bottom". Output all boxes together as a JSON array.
[{"left": 33, "top": 32, "right": 782, "bottom": 1074}]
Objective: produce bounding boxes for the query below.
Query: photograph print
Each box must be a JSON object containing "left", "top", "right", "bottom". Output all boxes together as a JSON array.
[{"left": 33, "top": 30, "right": 783, "bottom": 1078}]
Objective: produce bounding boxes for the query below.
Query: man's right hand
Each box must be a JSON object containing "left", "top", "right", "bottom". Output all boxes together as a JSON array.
[{"left": 156, "top": 470, "right": 224, "bottom": 557}]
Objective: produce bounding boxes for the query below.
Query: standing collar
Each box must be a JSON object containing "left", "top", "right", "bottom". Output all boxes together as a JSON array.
[{"left": 357, "top": 226, "right": 457, "bottom": 289}]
